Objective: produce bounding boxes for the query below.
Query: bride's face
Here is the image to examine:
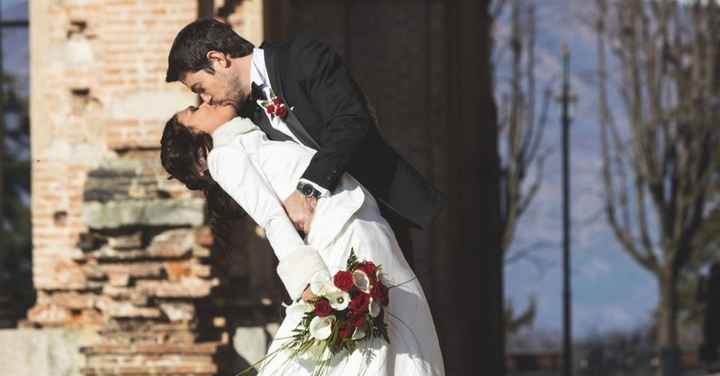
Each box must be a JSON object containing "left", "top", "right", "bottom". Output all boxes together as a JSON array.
[{"left": 176, "top": 102, "right": 237, "bottom": 134}]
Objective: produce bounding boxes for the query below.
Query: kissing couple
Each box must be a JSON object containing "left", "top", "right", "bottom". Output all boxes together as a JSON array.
[{"left": 160, "top": 18, "right": 445, "bottom": 376}]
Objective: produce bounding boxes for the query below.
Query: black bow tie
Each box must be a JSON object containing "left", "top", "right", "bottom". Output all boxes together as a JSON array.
[
  {"left": 251, "top": 83, "right": 267, "bottom": 102},
  {"left": 239, "top": 83, "right": 266, "bottom": 117}
]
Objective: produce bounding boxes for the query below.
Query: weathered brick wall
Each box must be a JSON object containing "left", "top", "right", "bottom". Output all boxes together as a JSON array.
[
  {"left": 30, "top": 0, "right": 198, "bottom": 324},
  {"left": 29, "top": 1, "right": 266, "bottom": 375}
]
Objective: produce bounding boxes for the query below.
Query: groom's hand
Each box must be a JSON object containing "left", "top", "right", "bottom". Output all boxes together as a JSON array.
[{"left": 284, "top": 191, "right": 317, "bottom": 235}]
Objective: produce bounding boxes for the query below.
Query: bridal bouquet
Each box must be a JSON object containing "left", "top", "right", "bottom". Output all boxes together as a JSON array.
[
  {"left": 286, "top": 250, "right": 390, "bottom": 365},
  {"left": 236, "top": 250, "right": 391, "bottom": 376}
]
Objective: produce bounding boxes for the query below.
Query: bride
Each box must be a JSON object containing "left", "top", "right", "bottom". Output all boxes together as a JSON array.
[{"left": 160, "top": 102, "right": 445, "bottom": 376}]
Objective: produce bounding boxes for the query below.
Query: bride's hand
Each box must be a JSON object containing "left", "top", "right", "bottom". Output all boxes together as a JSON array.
[{"left": 302, "top": 285, "right": 318, "bottom": 303}]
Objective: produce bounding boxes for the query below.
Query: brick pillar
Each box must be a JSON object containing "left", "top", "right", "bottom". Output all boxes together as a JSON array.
[{"left": 29, "top": 1, "right": 272, "bottom": 374}]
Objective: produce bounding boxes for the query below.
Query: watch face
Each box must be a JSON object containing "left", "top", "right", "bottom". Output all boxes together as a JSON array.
[{"left": 302, "top": 184, "right": 314, "bottom": 196}]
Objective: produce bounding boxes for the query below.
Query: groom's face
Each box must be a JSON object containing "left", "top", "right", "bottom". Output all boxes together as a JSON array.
[{"left": 181, "top": 58, "right": 246, "bottom": 108}]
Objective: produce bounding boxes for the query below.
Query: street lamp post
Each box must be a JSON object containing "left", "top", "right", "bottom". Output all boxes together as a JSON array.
[{"left": 560, "top": 44, "right": 577, "bottom": 376}]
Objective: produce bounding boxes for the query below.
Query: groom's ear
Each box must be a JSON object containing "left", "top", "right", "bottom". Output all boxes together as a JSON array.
[{"left": 206, "top": 51, "right": 230, "bottom": 70}]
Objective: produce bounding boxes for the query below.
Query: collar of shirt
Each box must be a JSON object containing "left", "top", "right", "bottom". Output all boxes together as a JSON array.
[
  {"left": 211, "top": 117, "right": 260, "bottom": 148},
  {"left": 251, "top": 48, "right": 273, "bottom": 99}
]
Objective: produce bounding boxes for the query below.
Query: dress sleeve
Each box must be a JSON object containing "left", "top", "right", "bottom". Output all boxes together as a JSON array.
[{"left": 207, "top": 144, "right": 330, "bottom": 300}]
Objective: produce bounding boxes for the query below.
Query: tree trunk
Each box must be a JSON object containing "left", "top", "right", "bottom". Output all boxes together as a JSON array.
[{"left": 658, "top": 270, "right": 682, "bottom": 376}]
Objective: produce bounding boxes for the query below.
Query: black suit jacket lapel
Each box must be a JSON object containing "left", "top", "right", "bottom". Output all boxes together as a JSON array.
[{"left": 262, "top": 42, "right": 320, "bottom": 149}]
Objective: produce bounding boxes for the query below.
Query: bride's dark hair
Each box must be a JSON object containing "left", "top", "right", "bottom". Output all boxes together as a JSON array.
[{"left": 160, "top": 115, "right": 245, "bottom": 248}]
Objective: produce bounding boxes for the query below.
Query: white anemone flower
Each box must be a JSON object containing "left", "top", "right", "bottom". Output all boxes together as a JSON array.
[
  {"left": 309, "top": 315, "right": 335, "bottom": 340},
  {"left": 326, "top": 289, "right": 350, "bottom": 311},
  {"left": 310, "top": 270, "right": 334, "bottom": 296},
  {"left": 369, "top": 297, "right": 381, "bottom": 318},
  {"left": 352, "top": 270, "right": 372, "bottom": 293}
]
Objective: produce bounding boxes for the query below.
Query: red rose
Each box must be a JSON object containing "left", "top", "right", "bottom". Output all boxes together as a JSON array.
[
  {"left": 349, "top": 293, "right": 370, "bottom": 314},
  {"left": 272, "top": 97, "right": 283, "bottom": 106},
  {"left": 334, "top": 271, "right": 354, "bottom": 292},
  {"left": 339, "top": 323, "right": 353, "bottom": 340},
  {"left": 359, "top": 262, "right": 377, "bottom": 280},
  {"left": 351, "top": 313, "right": 366, "bottom": 329},
  {"left": 371, "top": 283, "right": 389, "bottom": 306},
  {"left": 314, "top": 299, "right": 332, "bottom": 317},
  {"left": 265, "top": 103, "right": 276, "bottom": 114},
  {"left": 275, "top": 104, "right": 288, "bottom": 118}
]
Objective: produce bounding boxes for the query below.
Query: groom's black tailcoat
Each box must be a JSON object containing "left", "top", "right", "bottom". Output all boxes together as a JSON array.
[{"left": 259, "top": 35, "right": 445, "bottom": 230}]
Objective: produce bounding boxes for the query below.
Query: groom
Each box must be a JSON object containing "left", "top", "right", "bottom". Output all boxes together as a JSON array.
[{"left": 165, "top": 19, "right": 444, "bottom": 265}]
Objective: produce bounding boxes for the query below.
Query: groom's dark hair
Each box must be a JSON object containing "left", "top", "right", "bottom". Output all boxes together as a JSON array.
[{"left": 165, "top": 18, "right": 255, "bottom": 83}]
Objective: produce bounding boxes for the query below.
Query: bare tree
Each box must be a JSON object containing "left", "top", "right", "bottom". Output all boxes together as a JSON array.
[
  {"left": 495, "top": 0, "right": 552, "bottom": 254},
  {"left": 493, "top": 0, "right": 554, "bottom": 334},
  {"left": 594, "top": 1, "right": 720, "bottom": 374}
]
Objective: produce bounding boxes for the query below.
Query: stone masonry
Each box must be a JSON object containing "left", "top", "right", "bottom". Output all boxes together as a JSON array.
[{"left": 29, "top": 1, "right": 265, "bottom": 375}]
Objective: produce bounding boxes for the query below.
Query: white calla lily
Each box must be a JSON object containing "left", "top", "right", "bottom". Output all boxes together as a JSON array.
[
  {"left": 352, "top": 270, "right": 372, "bottom": 293},
  {"left": 310, "top": 270, "right": 334, "bottom": 296},
  {"left": 309, "top": 315, "right": 335, "bottom": 340},
  {"left": 326, "top": 289, "right": 350, "bottom": 311},
  {"left": 369, "top": 297, "right": 381, "bottom": 318}
]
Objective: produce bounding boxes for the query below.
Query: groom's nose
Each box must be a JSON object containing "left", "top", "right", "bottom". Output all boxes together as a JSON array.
[{"left": 200, "top": 93, "right": 212, "bottom": 104}]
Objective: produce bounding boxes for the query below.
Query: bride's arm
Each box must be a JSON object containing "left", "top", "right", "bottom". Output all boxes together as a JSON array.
[{"left": 207, "top": 144, "right": 330, "bottom": 300}]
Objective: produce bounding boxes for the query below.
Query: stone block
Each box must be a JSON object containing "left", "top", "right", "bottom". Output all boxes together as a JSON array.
[
  {"left": 107, "top": 272, "right": 130, "bottom": 287},
  {"left": 41, "top": 292, "right": 98, "bottom": 310},
  {"left": 191, "top": 263, "right": 212, "bottom": 278},
  {"left": 0, "top": 329, "right": 99, "bottom": 376},
  {"left": 163, "top": 260, "right": 193, "bottom": 281},
  {"left": 81, "top": 342, "right": 218, "bottom": 355},
  {"left": 89, "top": 229, "right": 195, "bottom": 260},
  {"left": 107, "top": 232, "right": 143, "bottom": 249},
  {"left": 82, "top": 199, "right": 204, "bottom": 229},
  {"left": 101, "top": 286, "right": 149, "bottom": 306},
  {"left": 148, "top": 229, "right": 195, "bottom": 257},
  {"left": 99, "top": 262, "right": 165, "bottom": 279},
  {"left": 95, "top": 297, "right": 162, "bottom": 319},
  {"left": 159, "top": 303, "right": 195, "bottom": 323},
  {"left": 27, "top": 304, "right": 72, "bottom": 326},
  {"left": 135, "top": 277, "right": 217, "bottom": 298},
  {"left": 81, "top": 364, "right": 216, "bottom": 375},
  {"left": 192, "top": 246, "right": 211, "bottom": 258}
]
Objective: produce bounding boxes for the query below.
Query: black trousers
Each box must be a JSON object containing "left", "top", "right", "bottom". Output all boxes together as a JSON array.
[{"left": 379, "top": 205, "right": 415, "bottom": 269}]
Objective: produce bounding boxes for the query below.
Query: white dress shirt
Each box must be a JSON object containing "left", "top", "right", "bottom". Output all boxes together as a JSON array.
[{"left": 250, "top": 48, "right": 330, "bottom": 197}]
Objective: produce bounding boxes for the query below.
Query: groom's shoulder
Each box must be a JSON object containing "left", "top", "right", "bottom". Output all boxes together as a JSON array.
[{"left": 266, "top": 33, "right": 337, "bottom": 61}]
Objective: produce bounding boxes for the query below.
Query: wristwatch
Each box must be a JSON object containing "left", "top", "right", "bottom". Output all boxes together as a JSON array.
[{"left": 297, "top": 181, "right": 321, "bottom": 199}]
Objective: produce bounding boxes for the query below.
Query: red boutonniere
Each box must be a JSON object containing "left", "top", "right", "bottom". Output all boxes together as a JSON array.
[{"left": 259, "top": 91, "right": 289, "bottom": 120}]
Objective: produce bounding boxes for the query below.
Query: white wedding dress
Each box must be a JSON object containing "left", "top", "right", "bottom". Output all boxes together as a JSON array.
[{"left": 207, "top": 117, "right": 445, "bottom": 376}]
